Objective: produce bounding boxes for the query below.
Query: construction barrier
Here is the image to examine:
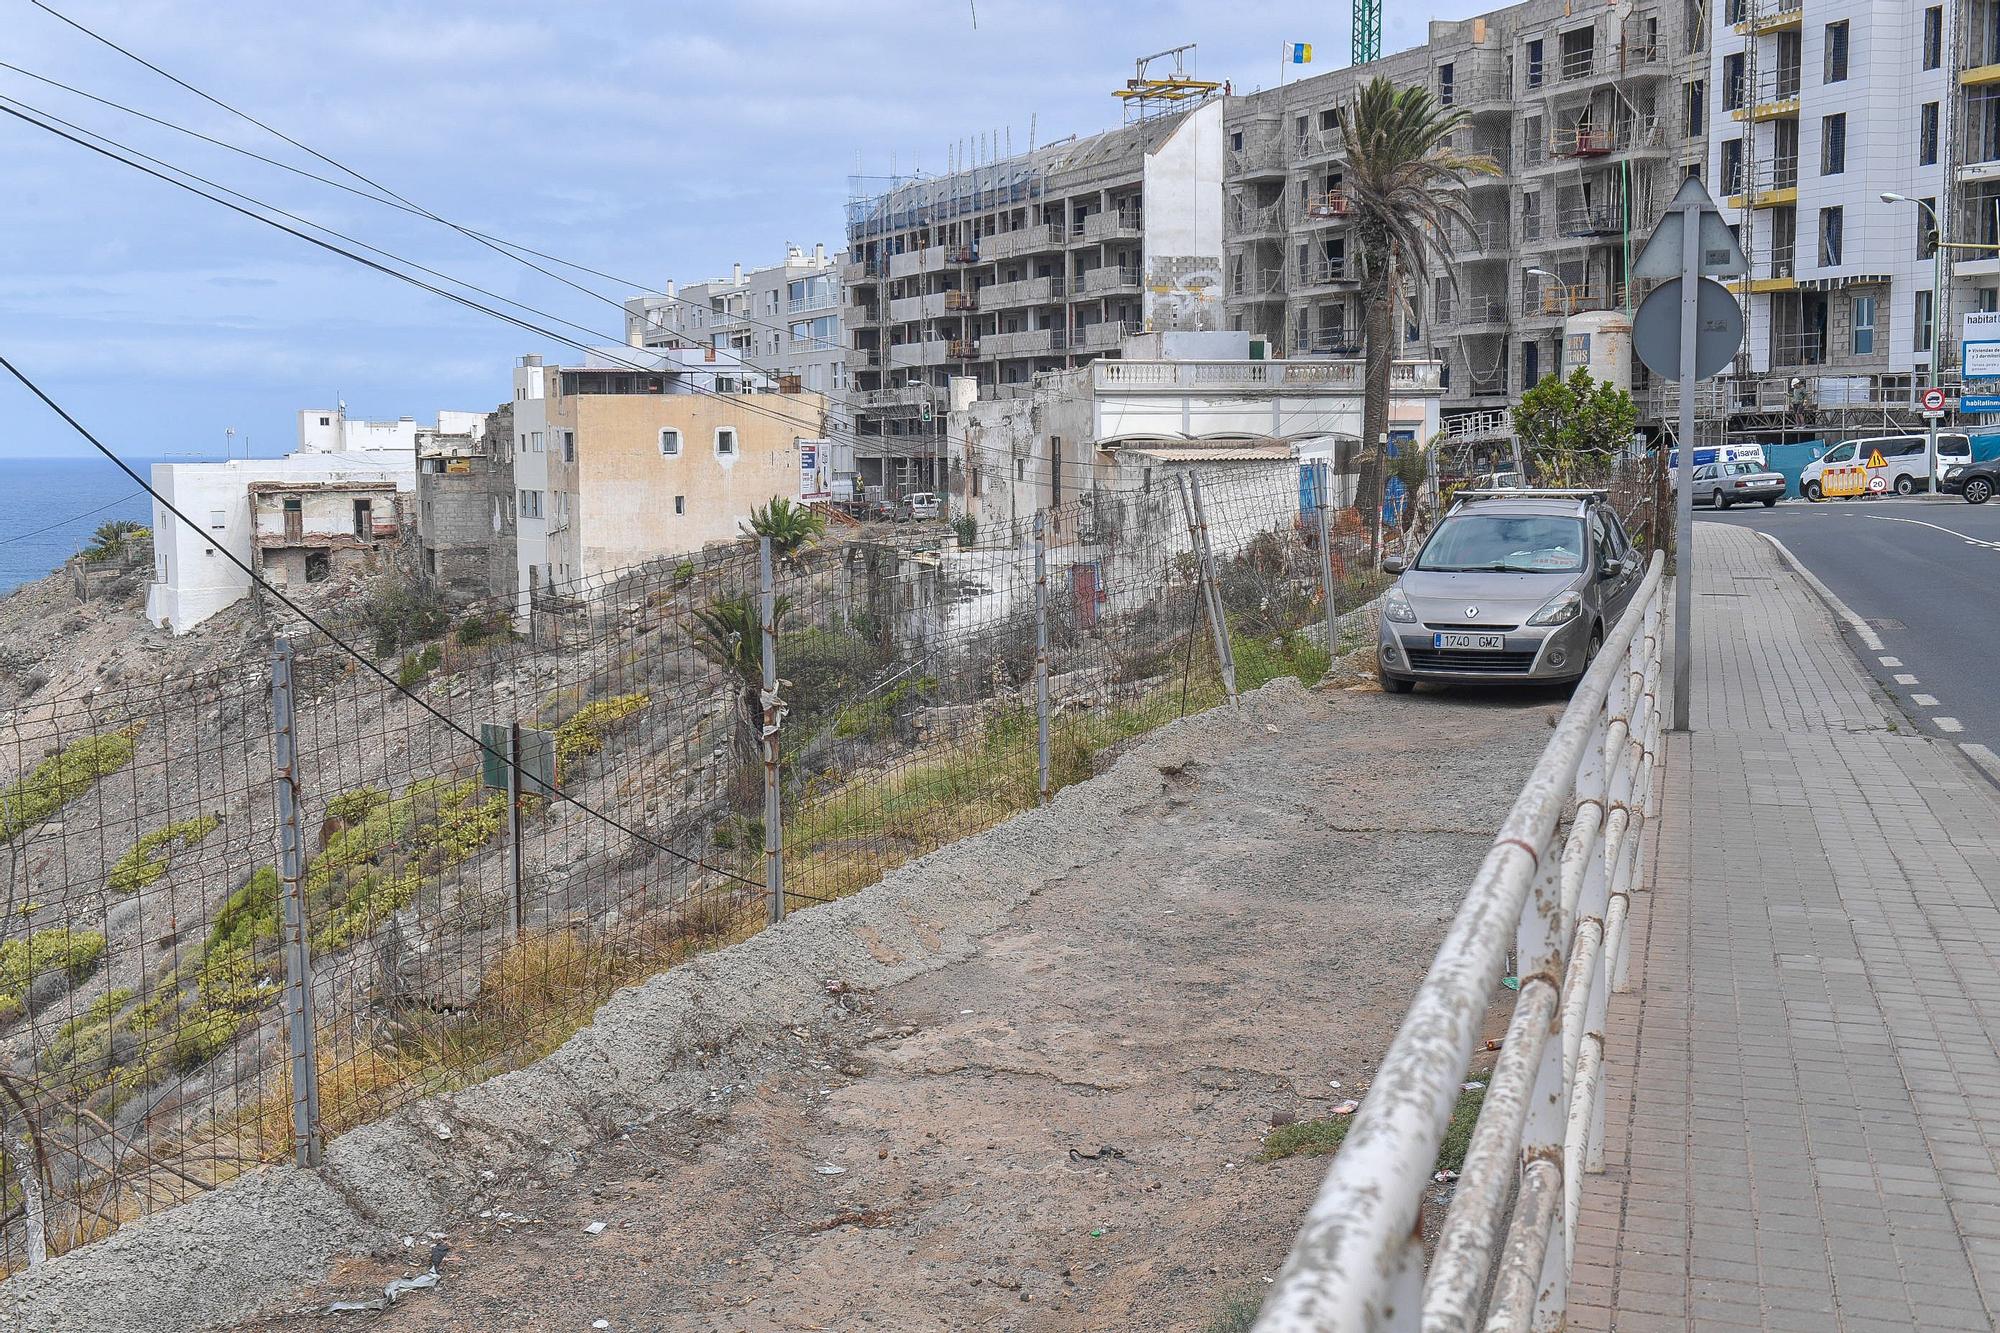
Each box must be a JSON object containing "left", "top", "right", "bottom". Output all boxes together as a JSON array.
[{"left": 1821, "top": 463, "right": 1869, "bottom": 498}]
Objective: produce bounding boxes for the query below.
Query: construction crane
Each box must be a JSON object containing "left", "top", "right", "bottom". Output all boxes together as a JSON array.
[
  {"left": 1353, "top": 0, "right": 1381, "bottom": 64},
  {"left": 1114, "top": 44, "right": 1222, "bottom": 122}
]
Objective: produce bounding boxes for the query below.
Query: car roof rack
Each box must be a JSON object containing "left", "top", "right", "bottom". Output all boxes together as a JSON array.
[{"left": 1451, "top": 487, "right": 1607, "bottom": 503}]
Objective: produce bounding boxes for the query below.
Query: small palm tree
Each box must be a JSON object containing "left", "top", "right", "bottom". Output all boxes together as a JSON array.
[
  {"left": 742, "top": 497, "right": 826, "bottom": 566},
  {"left": 1337, "top": 78, "right": 1500, "bottom": 555},
  {"left": 83, "top": 519, "right": 149, "bottom": 563},
  {"left": 690, "top": 591, "right": 789, "bottom": 806}
]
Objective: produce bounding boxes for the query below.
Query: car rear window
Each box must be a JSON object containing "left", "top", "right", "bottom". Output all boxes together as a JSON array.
[
  {"left": 1723, "top": 460, "right": 1762, "bottom": 476},
  {"left": 1417, "top": 513, "right": 1586, "bottom": 573}
]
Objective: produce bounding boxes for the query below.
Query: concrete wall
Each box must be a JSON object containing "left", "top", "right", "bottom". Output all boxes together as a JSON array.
[
  {"left": 416, "top": 409, "right": 515, "bottom": 605},
  {"left": 1143, "top": 99, "right": 1227, "bottom": 333}
]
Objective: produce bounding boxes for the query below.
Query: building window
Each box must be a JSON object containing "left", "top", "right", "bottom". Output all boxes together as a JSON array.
[
  {"left": 1852, "top": 296, "right": 1876, "bottom": 355},
  {"left": 714, "top": 427, "right": 738, "bottom": 457},
  {"left": 674, "top": 495, "right": 685, "bottom": 515},
  {"left": 1721, "top": 138, "right": 1745, "bottom": 197},
  {"left": 353, "top": 499, "right": 372, "bottom": 539},
  {"left": 1915, "top": 289, "right": 1935, "bottom": 353},
  {"left": 1683, "top": 79, "right": 1705, "bottom": 138},
  {"left": 1820, "top": 115, "right": 1846, "bottom": 175},
  {"left": 1526, "top": 39, "right": 1544, "bottom": 88},
  {"left": 1722, "top": 54, "right": 1745, "bottom": 110},
  {"left": 1921, "top": 103, "right": 1940, "bottom": 166},
  {"left": 1818, "top": 206, "right": 1844, "bottom": 267},
  {"left": 208, "top": 508, "right": 226, "bottom": 530},
  {"left": 530, "top": 430, "right": 544, "bottom": 452},
  {"left": 562, "top": 430, "right": 575, "bottom": 463},
  {"left": 1438, "top": 62, "right": 1455, "bottom": 106},
  {"left": 659, "top": 428, "right": 682, "bottom": 456},
  {"left": 1824, "top": 21, "right": 1849, "bottom": 83},
  {"left": 1923, "top": 7, "right": 1943, "bottom": 71},
  {"left": 318, "top": 416, "right": 330, "bottom": 426}
]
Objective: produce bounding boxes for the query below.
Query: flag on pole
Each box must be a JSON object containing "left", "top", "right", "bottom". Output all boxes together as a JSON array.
[{"left": 1291, "top": 42, "right": 1313, "bottom": 64}]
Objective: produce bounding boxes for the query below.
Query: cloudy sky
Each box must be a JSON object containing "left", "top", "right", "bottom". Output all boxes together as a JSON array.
[{"left": 0, "top": 0, "right": 1488, "bottom": 460}]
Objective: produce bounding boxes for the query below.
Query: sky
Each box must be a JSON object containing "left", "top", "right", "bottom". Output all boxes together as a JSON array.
[{"left": 0, "top": 0, "right": 1491, "bottom": 461}]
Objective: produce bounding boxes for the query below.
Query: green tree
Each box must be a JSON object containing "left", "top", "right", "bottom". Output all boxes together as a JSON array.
[
  {"left": 690, "top": 591, "right": 789, "bottom": 806},
  {"left": 741, "top": 497, "right": 826, "bottom": 566},
  {"left": 1511, "top": 367, "right": 1639, "bottom": 486},
  {"left": 1336, "top": 78, "right": 1500, "bottom": 555},
  {"left": 83, "top": 519, "right": 149, "bottom": 563}
]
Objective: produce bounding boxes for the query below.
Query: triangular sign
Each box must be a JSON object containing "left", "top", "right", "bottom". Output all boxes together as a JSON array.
[
  {"left": 1867, "top": 450, "right": 1887, "bottom": 468},
  {"left": 1632, "top": 177, "right": 1748, "bottom": 280}
]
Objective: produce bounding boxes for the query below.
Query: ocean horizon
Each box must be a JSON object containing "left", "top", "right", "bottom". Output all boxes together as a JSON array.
[{"left": 0, "top": 456, "right": 164, "bottom": 596}]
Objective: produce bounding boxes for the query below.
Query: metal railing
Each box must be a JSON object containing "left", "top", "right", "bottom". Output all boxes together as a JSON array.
[{"left": 1257, "top": 554, "right": 1666, "bottom": 1330}]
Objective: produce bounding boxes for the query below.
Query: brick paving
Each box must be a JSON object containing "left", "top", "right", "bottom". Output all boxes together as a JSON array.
[{"left": 1572, "top": 522, "right": 2000, "bottom": 1331}]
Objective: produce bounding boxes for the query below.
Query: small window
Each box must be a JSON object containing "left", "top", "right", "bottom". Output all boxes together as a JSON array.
[
  {"left": 1916, "top": 290, "right": 1935, "bottom": 353},
  {"left": 531, "top": 430, "right": 544, "bottom": 452},
  {"left": 1821, "top": 115, "right": 1846, "bottom": 175},
  {"left": 1920, "top": 104, "right": 1939, "bottom": 166},
  {"left": 659, "top": 428, "right": 682, "bottom": 456},
  {"left": 674, "top": 495, "right": 686, "bottom": 516},
  {"left": 1684, "top": 79, "right": 1705, "bottom": 138},
  {"left": 1526, "top": 39, "right": 1544, "bottom": 89},
  {"left": 1229, "top": 130, "right": 1243, "bottom": 150},
  {"left": 1437, "top": 62, "right": 1455, "bottom": 106},
  {"left": 1818, "top": 205, "right": 1844, "bottom": 266},
  {"left": 562, "top": 430, "right": 575, "bottom": 463},
  {"left": 1824, "top": 21, "right": 1849, "bottom": 83},
  {"left": 714, "top": 427, "right": 738, "bottom": 457},
  {"left": 1852, "top": 295, "right": 1876, "bottom": 356},
  {"left": 1924, "top": 7, "right": 1943, "bottom": 70},
  {"left": 318, "top": 416, "right": 330, "bottom": 426},
  {"left": 208, "top": 508, "right": 226, "bottom": 530},
  {"left": 1723, "top": 53, "right": 1745, "bottom": 110}
]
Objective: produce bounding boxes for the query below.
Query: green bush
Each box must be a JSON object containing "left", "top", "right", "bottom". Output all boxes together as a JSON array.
[
  {"left": 359, "top": 573, "right": 450, "bottom": 656},
  {"left": 454, "top": 612, "right": 509, "bottom": 646},
  {"left": 555, "top": 693, "right": 649, "bottom": 773},
  {"left": 0, "top": 728, "right": 140, "bottom": 844},
  {"left": 784, "top": 627, "right": 889, "bottom": 735},
  {"left": 951, "top": 515, "right": 977, "bottom": 547},
  {"left": 0, "top": 927, "right": 107, "bottom": 1017},
  {"left": 396, "top": 643, "right": 442, "bottom": 689},
  {"left": 833, "top": 675, "right": 937, "bottom": 743},
  {"left": 107, "top": 815, "right": 221, "bottom": 894}
]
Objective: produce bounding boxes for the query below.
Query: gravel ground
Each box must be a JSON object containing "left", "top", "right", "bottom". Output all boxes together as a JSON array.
[{"left": 216, "top": 674, "right": 1562, "bottom": 1333}]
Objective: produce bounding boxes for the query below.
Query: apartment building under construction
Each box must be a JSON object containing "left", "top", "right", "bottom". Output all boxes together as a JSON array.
[
  {"left": 842, "top": 101, "right": 1223, "bottom": 498},
  {"left": 1223, "top": 0, "right": 1706, "bottom": 448}
]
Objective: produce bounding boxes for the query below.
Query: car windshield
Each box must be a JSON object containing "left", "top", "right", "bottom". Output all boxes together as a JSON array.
[
  {"left": 1723, "top": 460, "right": 1762, "bottom": 476},
  {"left": 1417, "top": 513, "right": 1586, "bottom": 573}
]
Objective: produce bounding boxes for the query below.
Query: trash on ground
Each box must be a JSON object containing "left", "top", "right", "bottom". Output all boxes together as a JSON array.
[
  {"left": 1067, "top": 1145, "right": 1127, "bottom": 1162},
  {"left": 584, "top": 1221, "right": 608, "bottom": 1235},
  {"left": 1500, "top": 976, "right": 1520, "bottom": 991},
  {"left": 1433, "top": 1169, "right": 1460, "bottom": 1184},
  {"left": 328, "top": 1268, "right": 440, "bottom": 1313},
  {"left": 1462, "top": 1080, "right": 1486, "bottom": 1090},
  {"left": 1331, "top": 1100, "right": 1360, "bottom": 1116},
  {"left": 1327, "top": 1079, "right": 1341, "bottom": 1089},
  {"left": 593, "top": 1321, "right": 611, "bottom": 1329},
  {"left": 813, "top": 1163, "right": 847, "bottom": 1175}
]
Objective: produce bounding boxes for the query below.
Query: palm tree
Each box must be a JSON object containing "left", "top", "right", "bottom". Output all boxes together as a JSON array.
[
  {"left": 741, "top": 497, "right": 826, "bottom": 567},
  {"left": 1336, "top": 78, "right": 1500, "bottom": 554},
  {"left": 690, "top": 591, "right": 788, "bottom": 806}
]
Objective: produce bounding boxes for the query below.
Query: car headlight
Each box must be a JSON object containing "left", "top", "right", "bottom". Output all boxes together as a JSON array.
[
  {"left": 1947, "top": 465, "right": 1967, "bottom": 479},
  {"left": 1528, "top": 590, "right": 1583, "bottom": 627},
  {"left": 1383, "top": 587, "right": 1417, "bottom": 623}
]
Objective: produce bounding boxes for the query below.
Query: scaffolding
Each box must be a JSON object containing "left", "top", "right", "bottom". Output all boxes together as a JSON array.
[{"left": 1114, "top": 45, "right": 1221, "bottom": 123}]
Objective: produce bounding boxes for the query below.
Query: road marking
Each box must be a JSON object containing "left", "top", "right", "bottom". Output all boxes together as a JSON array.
[
  {"left": 1759, "top": 533, "right": 1883, "bottom": 651},
  {"left": 1895, "top": 673, "right": 1919, "bottom": 685},
  {"left": 1913, "top": 693, "right": 1940, "bottom": 707},
  {"left": 1880, "top": 656, "right": 1903, "bottom": 667},
  {"left": 1962, "top": 743, "right": 2000, "bottom": 783},
  {"left": 1937, "top": 717, "right": 1965, "bottom": 733},
  {"left": 1867, "top": 515, "right": 2000, "bottom": 551}
]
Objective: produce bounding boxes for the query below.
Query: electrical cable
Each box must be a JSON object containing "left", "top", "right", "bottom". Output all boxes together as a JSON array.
[
  {"left": 0, "top": 489, "right": 142, "bottom": 546},
  {"left": 0, "top": 352, "right": 765, "bottom": 891}
]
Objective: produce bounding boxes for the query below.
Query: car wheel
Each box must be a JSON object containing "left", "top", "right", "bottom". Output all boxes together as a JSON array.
[
  {"left": 1805, "top": 480, "right": 1823, "bottom": 502},
  {"left": 1762, "top": 496, "right": 1778, "bottom": 508},
  {"left": 1380, "top": 674, "right": 1415, "bottom": 694},
  {"left": 1968, "top": 478, "right": 1994, "bottom": 506},
  {"left": 1712, "top": 489, "right": 1728, "bottom": 509},
  {"left": 1896, "top": 474, "right": 1916, "bottom": 496},
  {"left": 1567, "top": 631, "right": 1604, "bottom": 695}
]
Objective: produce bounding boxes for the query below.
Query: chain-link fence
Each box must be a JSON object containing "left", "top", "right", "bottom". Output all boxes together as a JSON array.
[{"left": 0, "top": 461, "right": 1400, "bottom": 1271}]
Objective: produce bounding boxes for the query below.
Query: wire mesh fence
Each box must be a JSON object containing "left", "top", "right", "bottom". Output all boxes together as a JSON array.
[{"left": 0, "top": 455, "right": 1655, "bottom": 1270}]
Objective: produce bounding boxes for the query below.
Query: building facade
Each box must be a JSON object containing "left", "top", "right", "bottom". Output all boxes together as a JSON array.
[
  {"left": 508, "top": 351, "right": 825, "bottom": 611},
  {"left": 415, "top": 404, "right": 516, "bottom": 605},
  {"left": 843, "top": 101, "right": 1226, "bottom": 500},
  {"left": 1223, "top": 1, "right": 1705, "bottom": 442},
  {"left": 622, "top": 244, "right": 849, "bottom": 445}
]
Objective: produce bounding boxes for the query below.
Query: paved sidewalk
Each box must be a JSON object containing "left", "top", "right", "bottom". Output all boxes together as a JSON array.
[{"left": 1573, "top": 523, "right": 2000, "bottom": 1332}]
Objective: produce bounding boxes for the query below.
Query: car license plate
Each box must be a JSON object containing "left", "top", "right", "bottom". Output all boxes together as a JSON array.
[{"left": 1433, "top": 632, "right": 1506, "bottom": 651}]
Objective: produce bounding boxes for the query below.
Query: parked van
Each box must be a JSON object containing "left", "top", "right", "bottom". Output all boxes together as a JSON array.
[
  {"left": 1800, "top": 433, "right": 1972, "bottom": 500},
  {"left": 1667, "top": 443, "right": 1766, "bottom": 472}
]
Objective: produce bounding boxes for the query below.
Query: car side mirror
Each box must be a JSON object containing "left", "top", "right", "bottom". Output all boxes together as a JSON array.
[
  {"left": 1381, "top": 555, "right": 1406, "bottom": 575},
  {"left": 1598, "top": 554, "right": 1622, "bottom": 580}
]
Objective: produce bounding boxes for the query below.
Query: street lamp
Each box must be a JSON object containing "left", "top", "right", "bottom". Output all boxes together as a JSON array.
[
  {"left": 1524, "top": 265, "right": 1571, "bottom": 316},
  {"left": 1882, "top": 191, "right": 1944, "bottom": 492}
]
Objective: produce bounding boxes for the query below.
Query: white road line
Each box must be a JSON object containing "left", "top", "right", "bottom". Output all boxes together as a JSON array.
[
  {"left": 1880, "top": 656, "right": 1903, "bottom": 667},
  {"left": 1759, "top": 533, "right": 1883, "bottom": 651},
  {"left": 1913, "top": 693, "right": 1940, "bottom": 707},
  {"left": 1962, "top": 743, "right": 2000, "bottom": 783},
  {"left": 1937, "top": 717, "right": 1965, "bottom": 733},
  {"left": 1895, "top": 673, "right": 1919, "bottom": 685},
  {"left": 1867, "top": 514, "right": 2000, "bottom": 551}
]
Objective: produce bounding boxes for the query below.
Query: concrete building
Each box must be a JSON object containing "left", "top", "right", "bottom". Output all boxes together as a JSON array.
[
  {"left": 1222, "top": 1, "right": 1704, "bottom": 446},
  {"left": 415, "top": 405, "right": 516, "bottom": 605},
  {"left": 622, "top": 244, "right": 849, "bottom": 445},
  {"left": 508, "top": 350, "right": 825, "bottom": 611},
  {"left": 843, "top": 101, "right": 1226, "bottom": 501},
  {"left": 954, "top": 330, "right": 1442, "bottom": 539},
  {"left": 145, "top": 408, "right": 468, "bottom": 632}
]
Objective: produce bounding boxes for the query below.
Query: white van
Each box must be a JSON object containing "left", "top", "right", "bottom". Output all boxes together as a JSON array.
[{"left": 1800, "top": 433, "right": 1972, "bottom": 500}]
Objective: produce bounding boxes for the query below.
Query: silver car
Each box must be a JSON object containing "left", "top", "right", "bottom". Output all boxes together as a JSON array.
[{"left": 1376, "top": 490, "right": 1643, "bottom": 693}]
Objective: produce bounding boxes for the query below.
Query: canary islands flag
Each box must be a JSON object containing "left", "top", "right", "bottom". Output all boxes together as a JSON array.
[{"left": 1291, "top": 42, "right": 1313, "bottom": 64}]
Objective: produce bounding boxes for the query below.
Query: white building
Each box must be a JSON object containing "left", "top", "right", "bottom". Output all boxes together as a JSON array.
[
  {"left": 144, "top": 409, "right": 471, "bottom": 633},
  {"left": 622, "top": 244, "right": 849, "bottom": 443}
]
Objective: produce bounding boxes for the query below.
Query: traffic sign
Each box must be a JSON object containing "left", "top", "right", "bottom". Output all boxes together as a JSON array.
[
  {"left": 1633, "top": 277, "right": 1744, "bottom": 380},
  {"left": 1867, "top": 449, "right": 1888, "bottom": 468},
  {"left": 1921, "top": 387, "right": 1948, "bottom": 412},
  {"left": 1632, "top": 177, "right": 1749, "bottom": 278},
  {"left": 1868, "top": 475, "right": 1887, "bottom": 494}
]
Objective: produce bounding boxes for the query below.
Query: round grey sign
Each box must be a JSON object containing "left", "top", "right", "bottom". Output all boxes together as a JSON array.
[{"left": 1632, "top": 277, "right": 1744, "bottom": 382}]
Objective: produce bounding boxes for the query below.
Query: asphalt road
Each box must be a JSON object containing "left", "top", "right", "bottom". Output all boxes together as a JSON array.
[{"left": 1704, "top": 494, "right": 2000, "bottom": 782}]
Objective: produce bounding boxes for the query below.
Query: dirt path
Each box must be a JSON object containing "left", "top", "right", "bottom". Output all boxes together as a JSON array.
[{"left": 243, "top": 679, "right": 1558, "bottom": 1332}]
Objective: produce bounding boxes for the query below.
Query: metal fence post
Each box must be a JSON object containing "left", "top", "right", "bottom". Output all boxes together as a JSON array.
[
  {"left": 1033, "top": 510, "right": 1052, "bottom": 803},
  {"left": 507, "top": 720, "right": 525, "bottom": 938},
  {"left": 1182, "top": 474, "right": 1238, "bottom": 704},
  {"left": 1315, "top": 461, "right": 1340, "bottom": 659},
  {"left": 759, "top": 537, "right": 784, "bottom": 923},
  {"left": 269, "top": 638, "right": 322, "bottom": 1169}
]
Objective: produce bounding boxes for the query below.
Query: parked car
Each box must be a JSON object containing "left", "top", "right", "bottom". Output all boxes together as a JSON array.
[
  {"left": 903, "top": 492, "right": 941, "bottom": 520},
  {"left": 1693, "top": 459, "right": 1785, "bottom": 508},
  {"left": 1375, "top": 489, "right": 1644, "bottom": 694},
  {"left": 1800, "top": 432, "right": 1971, "bottom": 500},
  {"left": 1940, "top": 461, "right": 1999, "bottom": 505},
  {"left": 1469, "top": 469, "right": 1525, "bottom": 490}
]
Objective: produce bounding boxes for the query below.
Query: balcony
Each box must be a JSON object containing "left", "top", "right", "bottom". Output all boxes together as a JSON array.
[
  {"left": 1438, "top": 294, "right": 1509, "bottom": 326},
  {"left": 1557, "top": 204, "right": 1627, "bottom": 238},
  {"left": 1230, "top": 267, "right": 1286, "bottom": 302},
  {"left": 1299, "top": 190, "right": 1352, "bottom": 223},
  {"left": 981, "top": 275, "right": 1066, "bottom": 308},
  {"left": 1079, "top": 319, "right": 1141, "bottom": 350},
  {"left": 1552, "top": 126, "right": 1615, "bottom": 158},
  {"left": 844, "top": 345, "right": 881, "bottom": 370},
  {"left": 983, "top": 327, "right": 1064, "bottom": 358},
  {"left": 1452, "top": 219, "right": 1509, "bottom": 254},
  {"left": 1297, "top": 256, "right": 1350, "bottom": 288},
  {"left": 1231, "top": 200, "right": 1285, "bottom": 238},
  {"left": 1294, "top": 125, "right": 1342, "bottom": 162},
  {"left": 1960, "top": 104, "right": 2000, "bottom": 182},
  {"left": 1559, "top": 47, "right": 1597, "bottom": 84},
  {"left": 1080, "top": 265, "right": 1141, "bottom": 295},
  {"left": 1091, "top": 358, "right": 1437, "bottom": 393},
  {"left": 1226, "top": 124, "right": 1286, "bottom": 179},
  {"left": 1297, "top": 327, "right": 1362, "bottom": 356},
  {"left": 788, "top": 290, "right": 839, "bottom": 315},
  {"left": 888, "top": 292, "right": 952, "bottom": 324},
  {"left": 887, "top": 337, "right": 953, "bottom": 369},
  {"left": 948, "top": 339, "right": 980, "bottom": 359},
  {"left": 1741, "top": 0, "right": 1803, "bottom": 35},
  {"left": 983, "top": 224, "right": 1064, "bottom": 263},
  {"left": 1077, "top": 210, "right": 1143, "bottom": 243},
  {"left": 1534, "top": 283, "right": 1612, "bottom": 317},
  {"left": 1772, "top": 333, "right": 1825, "bottom": 366},
  {"left": 944, "top": 289, "right": 978, "bottom": 312},
  {"left": 888, "top": 247, "right": 952, "bottom": 281},
  {"left": 859, "top": 385, "right": 938, "bottom": 414},
  {"left": 841, "top": 257, "right": 884, "bottom": 286}
]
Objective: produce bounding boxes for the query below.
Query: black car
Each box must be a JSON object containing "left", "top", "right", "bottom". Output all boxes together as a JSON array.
[{"left": 1940, "top": 462, "right": 1999, "bottom": 505}]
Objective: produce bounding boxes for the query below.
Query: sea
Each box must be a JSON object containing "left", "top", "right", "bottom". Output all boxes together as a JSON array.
[{"left": 0, "top": 457, "right": 161, "bottom": 596}]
